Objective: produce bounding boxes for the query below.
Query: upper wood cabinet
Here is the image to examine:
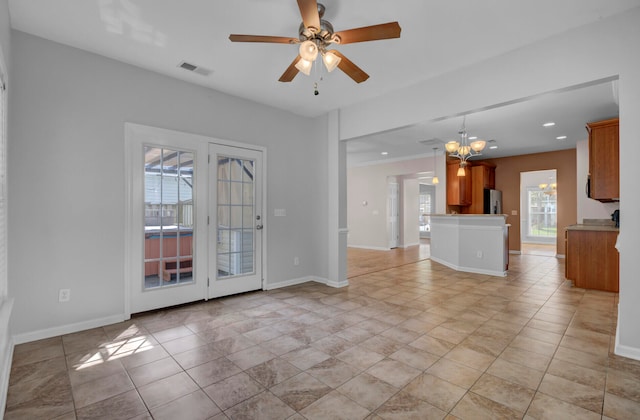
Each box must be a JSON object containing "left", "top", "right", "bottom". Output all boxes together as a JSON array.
[
  {"left": 587, "top": 118, "right": 619, "bottom": 202},
  {"left": 469, "top": 162, "right": 496, "bottom": 214},
  {"left": 446, "top": 161, "right": 472, "bottom": 206}
]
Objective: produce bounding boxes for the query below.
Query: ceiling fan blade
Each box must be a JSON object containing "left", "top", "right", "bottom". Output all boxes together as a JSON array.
[
  {"left": 229, "top": 34, "right": 297, "bottom": 44},
  {"left": 331, "top": 50, "right": 369, "bottom": 83},
  {"left": 297, "top": 0, "right": 320, "bottom": 32},
  {"left": 334, "top": 22, "right": 401, "bottom": 45},
  {"left": 278, "top": 56, "right": 302, "bottom": 82}
]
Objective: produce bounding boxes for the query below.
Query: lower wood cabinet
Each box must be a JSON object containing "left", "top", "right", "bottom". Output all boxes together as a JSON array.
[{"left": 566, "top": 229, "right": 619, "bottom": 292}]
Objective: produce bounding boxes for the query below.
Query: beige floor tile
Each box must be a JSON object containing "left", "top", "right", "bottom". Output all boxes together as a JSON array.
[
  {"left": 526, "top": 392, "right": 600, "bottom": 420},
  {"left": 336, "top": 345, "right": 386, "bottom": 371},
  {"left": 444, "top": 345, "right": 496, "bottom": 371},
  {"left": 486, "top": 358, "right": 544, "bottom": 390},
  {"left": 427, "top": 358, "right": 483, "bottom": 389},
  {"left": 404, "top": 373, "right": 466, "bottom": 412},
  {"left": 471, "top": 374, "right": 534, "bottom": 414},
  {"left": 186, "top": 356, "right": 241, "bottom": 388},
  {"left": 366, "top": 359, "right": 421, "bottom": 388},
  {"left": 203, "top": 372, "right": 264, "bottom": 410},
  {"left": 150, "top": 390, "right": 220, "bottom": 420},
  {"left": 281, "top": 346, "right": 331, "bottom": 370},
  {"left": 245, "top": 358, "right": 301, "bottom": 388},
  {"left": 72, "top": 370, "right": 135, "bottom": 409},
  {"left": 75, "top": 389, "right": 148, "bottom": 420},
  {"left": 538, "top": 373, "right": 604, "bottom": 413},
  {"left": 603, "top": 392, "right": 640, "bottom": 419},
  {"left": 128, "top": 356, "right": 182, "bottom": 387},
  {"left": 547, "top": 358, "right": 606, "bottom": 390},
  {"left": 225, "top": 391, "right": 295, "bottom": 419},
  {"left": 409, "top": 334, "right": 456, "bottom": 356},
  {"left": 451, "top": 391, "right": 522, "bottom": 420},
  {"left": 171, "top": 342, "right": 222, "bottom": 370},
  {"left": 300, "top": 390, "right": 370, "bottom": 420},
  {"left": 306, "top": 357, "right": 360, "bottom": 388},
  {"left": 270, "top": 372, "right": 332, "bottom": 411},
  {"left": 337, "top": 373, "right": 397, "bottom": 411},
  {"left": 138, "top": 371, "right": 199, "bottom": 409},
  {"left": 388, "top": 346, "right": 439, "bottom": 371},
  {"left": 374, "top": 390, "right": 447, "bottom": 420}
]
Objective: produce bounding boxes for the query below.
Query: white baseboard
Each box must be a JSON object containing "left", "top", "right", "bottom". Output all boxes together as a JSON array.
[
  {"left": 13, "top": 314, "right": 127, "bottom": 345},
  {"left": 401, "top": 242, "right": 420, "bottom": 248},
  {"left": 264, "top": 276, "right": 318, "bottom": 290},
  {"left": 509, "top": 250, "right": 522, "bottom": 255},
  {"left": 1, "top": 298, "right": 15, "bottom": 416},
  {"left": 556, "top": 254, "right": 566, "bottom": 259},
  {"left": 431, "top": 256, "right": 507, "bottom": 277},
  {"left": 347, "top": 245, "right": 389, "bottom": 251},
  {"left": 266, "top": 276, "right": 349, "bottom": 290},
  {"left": 614, "top": 308, "right": 640, "bottom": 361}
]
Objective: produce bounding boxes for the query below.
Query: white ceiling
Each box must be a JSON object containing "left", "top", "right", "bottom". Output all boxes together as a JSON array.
[{"left": 7, "top": 0, "right": 636, "bottom": 163}]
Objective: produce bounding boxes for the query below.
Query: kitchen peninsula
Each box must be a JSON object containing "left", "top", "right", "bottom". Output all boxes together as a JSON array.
[{"left": 430, "top": 214, "right": 509, "bottom": 277}]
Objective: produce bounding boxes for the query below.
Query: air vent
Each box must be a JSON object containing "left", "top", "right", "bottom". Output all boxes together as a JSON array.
[
  {"left": 418, "top": 138, "right": 444, "bottom": 146},
  {"left": 178, "top": 61, "right": 213, "bottom": 76}
]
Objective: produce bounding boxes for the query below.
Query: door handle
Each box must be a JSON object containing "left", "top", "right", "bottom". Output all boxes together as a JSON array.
[{"left": 256, "top": 224, "right": 263, "bottom": 230}]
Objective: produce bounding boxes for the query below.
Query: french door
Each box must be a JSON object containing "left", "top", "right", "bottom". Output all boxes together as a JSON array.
[
  {"left": 208, "top": 144, "right": 263, "bottom": 298},
  {"left": 126, "top": 124, "right": 264, "bottom": 314}
]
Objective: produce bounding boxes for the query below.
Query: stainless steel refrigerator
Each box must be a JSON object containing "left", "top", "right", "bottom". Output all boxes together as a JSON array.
[{"left": 484, "top": 189, "right": 503, "bottom": 214}]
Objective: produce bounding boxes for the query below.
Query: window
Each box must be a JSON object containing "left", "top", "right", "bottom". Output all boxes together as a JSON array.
[
  {"left": 143, "top": 146, "right": 195, "bottom": 289},
  {"left": 527, "top": 187, "right": 557, "bottom": 239}
]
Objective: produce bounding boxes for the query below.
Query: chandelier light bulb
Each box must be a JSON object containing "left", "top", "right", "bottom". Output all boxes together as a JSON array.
[
  {"left": 295, "top": 58, "right": 313, "bottom": 75},
  {"left": 299, "top": 40, "right": 319, "bottom": 62},
  {"left": 445, "top": 141, "right": 459, "bottom": 153},
  {"left": 322, "top": 50, "right": 341, "bottom": 72},
  {"left": 432, "top": 176, "right": 439, "bottom": 185},
  {"left": 470, "top": 140, "right": 486, "bottom": 152},
  {"left": 457, "top": 167, "right": 466, "bottom": 176}
]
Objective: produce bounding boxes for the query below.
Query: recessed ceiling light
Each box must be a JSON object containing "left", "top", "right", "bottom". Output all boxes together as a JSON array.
[
  {"left": 543, "top": 122, "right": 556, "bottom": 127},
  {"left": 381, "top": 151, "right": 389, "bottom": 155},
  {"left": 556, "top": 135, "right": 567, "bottom": 140},
  {"left": 489, "top": 145, "right": 498, "bottom": 149}
]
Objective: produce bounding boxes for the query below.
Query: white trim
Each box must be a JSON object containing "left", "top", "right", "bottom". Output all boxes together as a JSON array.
[
  {"left": 347, "top": 245, "right": 390, "bottom": 251},
  {"left": 615, "top": 308, "right": 640, "bottom": 361},
  {"left": 431, "top": 256, "right": 507, "bottom": 277},
  {"left": 12, "top": 314, "right": 126, "bottom": 345},
  {"left": 1, "top": 298, "right": 14, "bottom": 416},
  {"left": 264, "top": 276, "right": 349, "bottom": 290},
  {"left": 556, "top": 254, "right": 566, "bottom": 259},
  {"left": 264, "top": 276, "right": 318, "bottom": 290},
  {"left": 509, "top": 250, "right": 522, "bottom": 255},
  {"left": 401, "top": 242, "right": 420, "bottom": 248}
]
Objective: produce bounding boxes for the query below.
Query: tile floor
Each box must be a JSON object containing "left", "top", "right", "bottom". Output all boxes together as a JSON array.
[{"left": 5, "top": 254, "right": 640, "bottom": 419}]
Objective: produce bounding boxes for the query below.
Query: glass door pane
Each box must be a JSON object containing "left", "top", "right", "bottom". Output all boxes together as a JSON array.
[
  {"left": 144, "top": 146, "right": 194, "bottom": 290},
  {"left": 217, "top": 156, "right": 255, "bottom": 278}
]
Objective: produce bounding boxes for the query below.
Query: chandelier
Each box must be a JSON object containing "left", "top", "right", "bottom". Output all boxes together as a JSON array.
[{"left": 445, "top": 116, "right": 486, "bottom": 176}]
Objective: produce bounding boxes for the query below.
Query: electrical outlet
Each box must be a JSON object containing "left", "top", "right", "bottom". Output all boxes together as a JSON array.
[
  {"left": 59, "top": 289, "right": 71, "bottom": 302},
  {"left": 294, "top": 257, "right": 300, "bottom": 266}
]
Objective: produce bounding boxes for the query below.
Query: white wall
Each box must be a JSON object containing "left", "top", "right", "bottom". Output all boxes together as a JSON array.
[
  {"left": 576, "top": 139, "right": 619, "bottom": 222},
  {"left": 339, "top": 8, "right": 640, "bottom": 358},
  {"left": 347, "top": 154, "right": 445, "bottom": 249},
  {"left": 7, "top": 31, "right": 327, "bottom": 338},
  {"left": 401, "top": 178, "right": 419, "bottom": 247}
]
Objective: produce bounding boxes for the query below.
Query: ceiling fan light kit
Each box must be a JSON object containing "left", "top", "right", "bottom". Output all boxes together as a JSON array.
[{"left": 229, "top": 0, "right": 401, "bottom": 84}]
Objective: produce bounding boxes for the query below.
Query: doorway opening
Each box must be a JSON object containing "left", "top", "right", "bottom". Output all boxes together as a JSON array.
[{"left": 520, "top": 169, "right": 557, "bottom": 256}]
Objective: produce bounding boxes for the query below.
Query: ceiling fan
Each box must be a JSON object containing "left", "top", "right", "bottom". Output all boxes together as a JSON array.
[{"left": 229, "top": 0, "right": 401, "bottom": 83}]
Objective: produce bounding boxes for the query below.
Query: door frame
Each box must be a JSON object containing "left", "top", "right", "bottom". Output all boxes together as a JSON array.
[{"left": 124, "top": 123, "right": 268, "bottom": 318}]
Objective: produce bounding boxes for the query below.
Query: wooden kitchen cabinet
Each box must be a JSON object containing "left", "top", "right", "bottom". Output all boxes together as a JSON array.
[
  {"left": 446, "top": 161, "right": 472, "bottom": 206},
  {"left": 566, "top": 228, "right": 619, "bottom": 292},
  {"left": 587, "top": 118, "right": 619, "bottom": 202},
  {"left": 469, "top": 162, "right": 496, "bottom": 214}
]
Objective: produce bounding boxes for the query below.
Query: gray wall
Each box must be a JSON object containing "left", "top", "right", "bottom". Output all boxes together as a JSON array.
[{"left": 7, "top": 31, "right": 328, "bottom": 336}]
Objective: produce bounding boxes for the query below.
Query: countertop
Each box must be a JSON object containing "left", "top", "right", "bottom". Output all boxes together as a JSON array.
[{"left": 566, "top": 218, "right": 619, "bottom": 232}]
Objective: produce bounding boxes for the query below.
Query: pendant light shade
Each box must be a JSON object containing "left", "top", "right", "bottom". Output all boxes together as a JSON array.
[
  {"left": 299, "top": 40, "right": 318, "bottom": 62},
  {"left": 295, "top": 58, "right": 313, "bottom": 75}
]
